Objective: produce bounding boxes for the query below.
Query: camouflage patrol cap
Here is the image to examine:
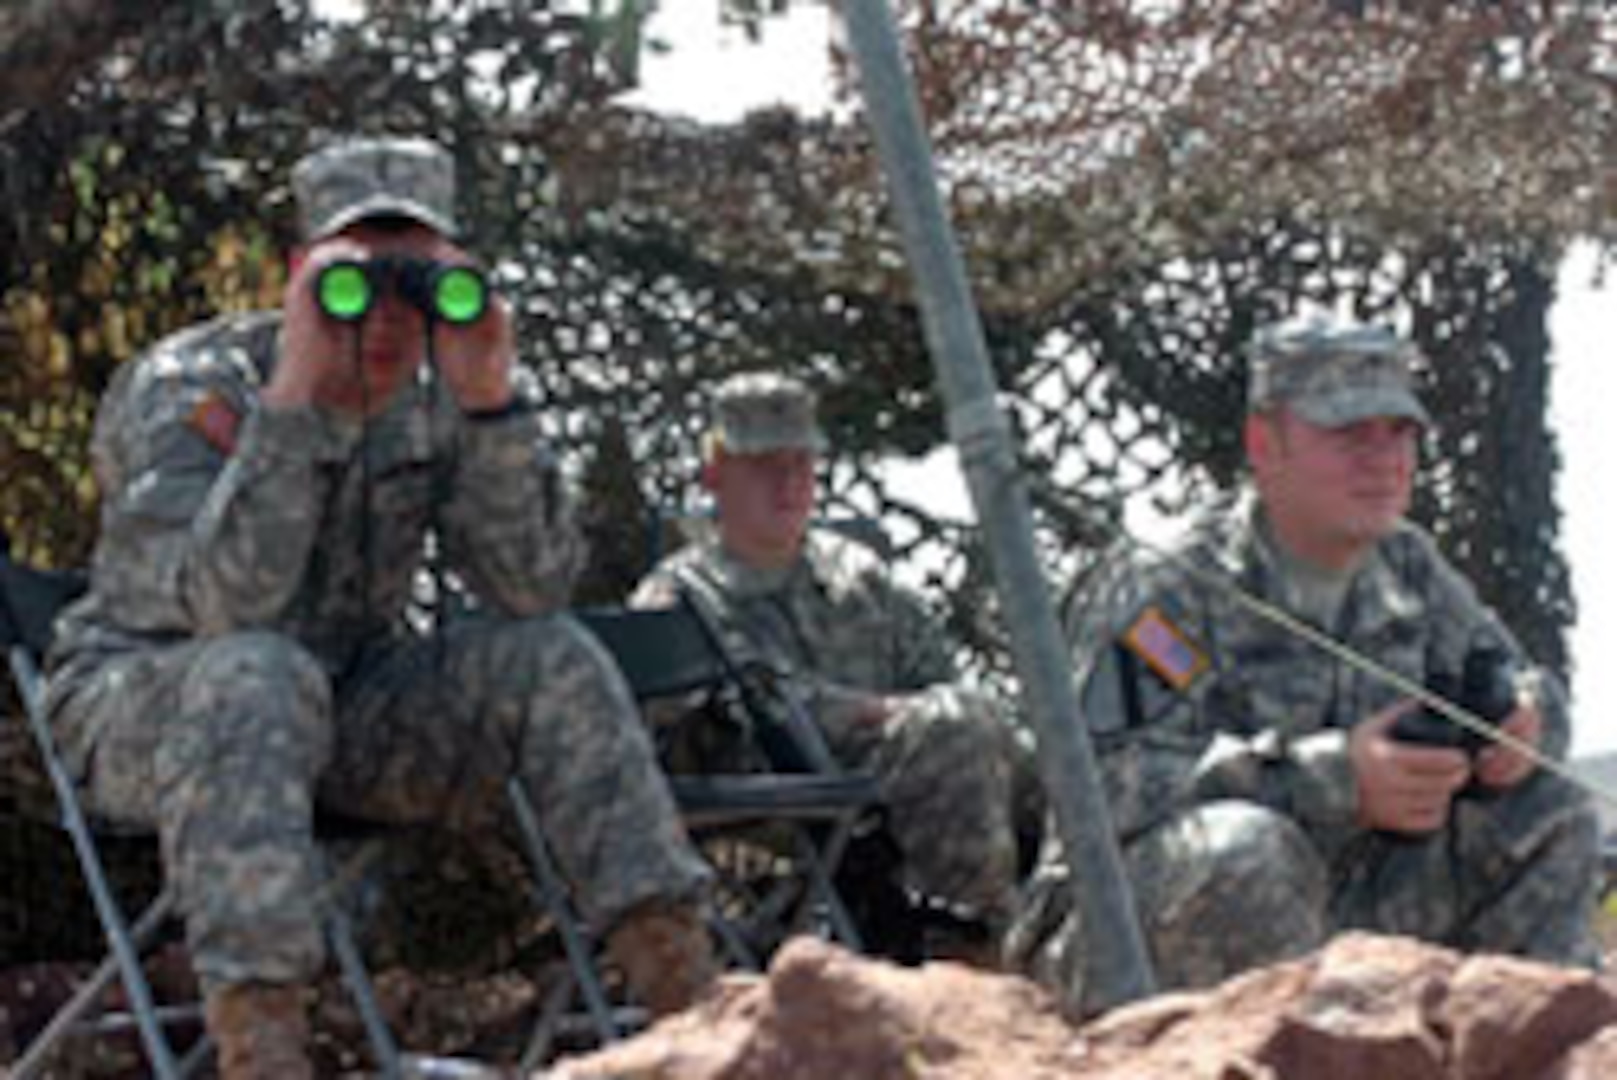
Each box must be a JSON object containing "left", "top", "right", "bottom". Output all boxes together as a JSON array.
[
  {"left": 1248, "top": 316, "right": 1429, "bottom": 428},
  {"left": 292, "top": 136, "right": 459, "bottom": 240},
  {"left": 710, "top": 372, "right": 826, "bottom": 455}
]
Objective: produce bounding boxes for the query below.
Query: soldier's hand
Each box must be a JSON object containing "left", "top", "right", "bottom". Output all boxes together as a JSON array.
[
  {"left": 1351, "top": 700, "right": 1472, "bottom": 835},
  {"left": 1474, "top": 700, "right": 1541, "bottom": 791},
  {"left": 432, "top": 282, "right": 516, "bottom": 414},
  {"left": 268, "top": 239, "right": 382, "bottom": 413},
  {"left": 816, "top": 683, "right": 898, "bottom": 728}
]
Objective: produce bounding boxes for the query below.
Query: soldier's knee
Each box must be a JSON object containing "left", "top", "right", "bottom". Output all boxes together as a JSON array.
[
  {"left": 1143, "top": 802, "right": 1327, "bottom": 986},
  {"left": 177, "top": 632, "right": 332, "bottom": 744},
  {"left": 915, "top": 686, "right": 1017, "bottom": 768},
  {"left": 1540, "top": 789, "right": 1600, "bottom": 869},
  {"left": 183, "top": 632, "right": 327, "bottom": 699},
  {"left": 1146, "top": 802, "right": 1326, "bottom": 939},
  {"left": 1475, "top": 768, "right": 1600, "bottom": 869},
  {"left": 1196, "top": 801, "right": 1327, "bottom": 902},
  {"left": 493, "top": 613, "right": 641, "bottom": 736},
  {"left": 538, "top": 613, "right": 636, "bottom": 703}
]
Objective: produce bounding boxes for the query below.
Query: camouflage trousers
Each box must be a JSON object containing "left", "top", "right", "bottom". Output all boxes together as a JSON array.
[
  {"left": 46, "top": 614, "right": 712, "bottom": 989},
  {"left": 1006, "top": 769, "right": 1600, "bottom": 1017},
  {"left": 819, "top": 684, "right": 1022, "bottom": 925}
]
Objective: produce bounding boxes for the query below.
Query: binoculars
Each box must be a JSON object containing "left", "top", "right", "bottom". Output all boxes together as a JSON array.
[
  {"left": 1391, "top": 645, "right": 1519, "bottom": 755},
  {"left": 315, "top": 257, "right": 489, "bottom": 326}
]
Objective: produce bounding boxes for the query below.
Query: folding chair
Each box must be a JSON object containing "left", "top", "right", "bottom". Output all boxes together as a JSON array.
[
  {"left": 637, "top": 514, "right": 1002, "bottom": 966},
  {"left": 588, "top": 597, "right": 878, "bottom": 952},
  {"left": 507, "top": 597, "right": 882, "bottom": 1064},
  {"left": 0, "top": 542, "right": 404, "bottom": 1079}
]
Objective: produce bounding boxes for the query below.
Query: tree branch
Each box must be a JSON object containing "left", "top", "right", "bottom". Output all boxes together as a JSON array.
[{"left": 0, "top": 0, "right": 191, "bottom": 121}]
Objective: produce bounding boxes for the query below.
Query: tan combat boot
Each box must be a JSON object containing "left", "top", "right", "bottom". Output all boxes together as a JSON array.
[
  {"left": 203, "top": 981, "right": 313, "bottom": 1080},
  {"left": 605, "top": 902, "right": 720, "bottom": 1019}
]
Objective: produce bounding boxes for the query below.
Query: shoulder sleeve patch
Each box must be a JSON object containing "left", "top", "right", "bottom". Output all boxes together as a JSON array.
[
  {"left": 1121, "top": 604, "right": 1209, "bottom": 693},
  {"left": 188, "top": 393, "right": 241, "bottom": 456}
]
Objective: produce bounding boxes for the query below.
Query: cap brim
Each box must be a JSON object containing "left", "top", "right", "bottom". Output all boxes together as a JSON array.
[
  {"left": 720, "top": 430, "right": 827, "bottom": 455},
  {"left": 305, "top": 195, "right": 458, "bottom": 241},
  {"left": 1291, "top": 387, "right": 1430, "bottom": 429}
]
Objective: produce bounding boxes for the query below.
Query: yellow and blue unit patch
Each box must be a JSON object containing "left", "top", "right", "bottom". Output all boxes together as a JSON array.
[{"left": 1121, "top": 605, "right": 1208, "bottom": 693}]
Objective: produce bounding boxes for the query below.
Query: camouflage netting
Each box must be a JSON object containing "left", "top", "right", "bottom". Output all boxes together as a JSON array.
[{"left": 2, "top": 0, "right": 1613, "bottom": 970}]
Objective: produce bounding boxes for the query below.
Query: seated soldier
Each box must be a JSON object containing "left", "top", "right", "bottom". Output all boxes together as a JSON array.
[
  {"left": 44, "top": 135, "right": 716, "bottom": 1078},
  {"left": 1006, "top": 315, "right": 1601, "bottom": 1017},
  {"left": 632, "top": 371, "right": 1025, "bottom": 962}
]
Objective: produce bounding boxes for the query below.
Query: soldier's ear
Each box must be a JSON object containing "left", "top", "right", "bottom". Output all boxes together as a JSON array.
[{"left": 1244, "top": 412, "right": 1273, "bottom": 470}]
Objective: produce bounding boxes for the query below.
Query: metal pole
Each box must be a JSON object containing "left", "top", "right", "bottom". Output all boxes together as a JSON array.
[{"left": 839, "top": 0, "right": 1155, "bottom": 1003}]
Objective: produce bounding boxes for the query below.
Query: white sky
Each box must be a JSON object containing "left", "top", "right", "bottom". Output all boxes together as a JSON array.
[
  {"left": 636, "top": 3, "right": 1617, "bottom": 759},
  {"left": 1550, "top": 245, "right": 1615, "bottom": 758},
  {"left": 627, "top": 4, "right": 839, "bottom": 122}
]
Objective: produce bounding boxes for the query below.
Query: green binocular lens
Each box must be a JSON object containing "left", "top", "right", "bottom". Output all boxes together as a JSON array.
[
  {"left": 430, "top": 266, "right": 488, "bottom": 326},
  {"left": 314, "top": 258, "right": 490, "bottom": 325},
  {"left": 315, "top": 263, "right": 374, "bottom": 322}
]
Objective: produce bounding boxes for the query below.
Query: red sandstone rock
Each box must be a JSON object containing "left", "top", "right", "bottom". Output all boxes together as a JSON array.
[
  {"left": 549, "top": 932, "right": 1617, "bottom": 1080},
  {"left": 1556, "top": 1024, "right": 1617, "bottom": 1078},
  {"left": 549, "top": 935, "right": 1084, "bottom": 1079}
]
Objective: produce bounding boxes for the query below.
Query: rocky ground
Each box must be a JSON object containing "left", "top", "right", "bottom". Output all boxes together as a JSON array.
[
  {"left": 7, "top": 911, "right": 1617, "bottom": 1077},
  {"left": 540, "top": 890, "right": 1617, "bottom": 1079},
  {"left": 550, "top": 932, "right": 1617, "bottom": 1080}
]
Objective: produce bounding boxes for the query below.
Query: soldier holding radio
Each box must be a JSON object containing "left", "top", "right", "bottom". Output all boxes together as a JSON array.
[{"left": 1007, "top": 316, "right": 1601, "bottom": 1018}]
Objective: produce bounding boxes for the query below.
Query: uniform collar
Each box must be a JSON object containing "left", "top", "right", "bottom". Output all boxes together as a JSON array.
[
  {"left": 1237, "top": 491, "right": 1420, "bottom": 635},
  {"left": 707, "top": 530, "right": 831, "bottom": 598}
]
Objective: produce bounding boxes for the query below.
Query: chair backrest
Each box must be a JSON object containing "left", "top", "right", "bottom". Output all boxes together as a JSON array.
[
  {"left": 0, "top": 543, "right": 88, "bottom": 661},
  {"left": 576, "top": 603, "right": 728, "bottom": 702},
  {"left": 577, "top": 599, "right": 823, "bottom": 775}
]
